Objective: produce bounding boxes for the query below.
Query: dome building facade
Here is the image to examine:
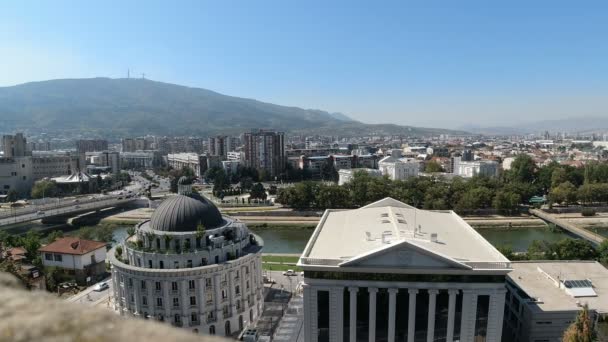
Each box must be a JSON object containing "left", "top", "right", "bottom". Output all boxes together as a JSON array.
[{"left": 109, "top": 178, "right": 264, "bottom": 336}]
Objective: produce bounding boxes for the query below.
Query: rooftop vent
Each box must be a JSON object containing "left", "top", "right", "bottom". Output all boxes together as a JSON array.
[
  {"left": 431, "top": 233, "right": 438, "bottom": 243},
  {"left": 381, "top": 213, "right": 389, "bottom": 217},
  {"left": 397, "top": 219, "right": 406, "bottom": 224},
  {"left": 381, "top": 220, "right": 390, "bottom": 224},
  {"left": 381, "top": 231, "right": 393, "bottom": 244}
]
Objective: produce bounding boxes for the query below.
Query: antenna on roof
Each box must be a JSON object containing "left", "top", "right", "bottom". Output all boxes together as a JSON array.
[
  {"left": 141, "top": 73, "right": 146, "bottom": 79},
  {"left": 127, "top": 68, "right": 130, "bottom": 79}
]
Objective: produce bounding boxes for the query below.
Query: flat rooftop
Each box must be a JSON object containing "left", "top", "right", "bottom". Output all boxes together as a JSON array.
[
  {"left": 301, "top": 197, "right": 509, "bottom": 270},
  {"left": 508, "top": 261, "right": 608, "bottom": 313}
]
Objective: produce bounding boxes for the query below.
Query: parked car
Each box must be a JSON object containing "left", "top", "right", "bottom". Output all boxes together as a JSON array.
[
  {"left": 93, "top": 282, "right": 109, "bottom": 292},
  {"left": 283, "top": 269, "right": 297, "bottom": 276}
]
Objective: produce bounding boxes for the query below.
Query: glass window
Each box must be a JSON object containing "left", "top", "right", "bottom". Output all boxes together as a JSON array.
[
  {"left": 45, "top": 253, "right": 52, "bottom": 261},
  {"left": 189, "top": 280, "right": 195, "bottom": 289},
  {"left": 156, "top": 298, "right": 163, "bottom": 307},
  {"left": 173, "top": 297, "right": 179, "bottom": 307},
  {"left": 172, "top": 282, "right": 178, "bottom": 291},
  {"left": 190, "top": 296, "right": 196, "bottom": 306},
  {"left": 155, "top": 282, "right": 161, "bottom": 291},
  {"left": 54, "top": 254, "right": 62, "bottom": 262}
]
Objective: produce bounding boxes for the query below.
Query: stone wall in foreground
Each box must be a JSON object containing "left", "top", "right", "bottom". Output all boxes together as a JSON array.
[{"left": 0, "top": 272, "right": 230, "bottom": 342}]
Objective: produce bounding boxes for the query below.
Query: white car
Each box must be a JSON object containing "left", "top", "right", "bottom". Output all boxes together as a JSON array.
[
  {"left": 282, "top": 269, "right": 297, "bottom": 276},
  {"left": 93, "top": 282, "right": 109, "bottom": 292}
]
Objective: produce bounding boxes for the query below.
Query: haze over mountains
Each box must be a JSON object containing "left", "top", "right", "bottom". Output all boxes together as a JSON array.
[
  {"left": 0, "top": 78, "right": 464, "bottom": 138},
  {"left": 462, "top": 117, "right": 608, "bottom": 135}
]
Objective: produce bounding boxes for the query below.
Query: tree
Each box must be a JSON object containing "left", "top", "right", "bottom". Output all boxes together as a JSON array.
[
  {"left": 31, "top": 180, "right": 59, "bottom": 199},
  {"left": 6, "top": 190, "right": 18, "bottom": 202},
  {"left": 562, "top": 304, "right": 596, "bottom": 342},
  {"left": 551, "top": 167, "right": 568, "bottom": 188},
  {"left": 45, "top": 230, "right": 64, "bottom": 243},
  {"left": 320, "top": 160, "right": 338, "bottom": 182},
  {"left": 549, "top": 181, "right": 578, "bottom": 205},
  {"left": 249, "top": 183, "right": 267, "bottom": 200},
  {"left": 493, "top": 190, "right": 521, "bottom": 214},
  {"left": 527, "top": 240, "right": 550, "bottom": 260},
  {"left": 598, "top": 240, "right": 608, "bottom": 265},
  {"left": 553, "top": 239, "right": 598, "bottom": 260},
  {"left": 507, "top": 154, "right": 536, "bottom": 183},
  {"left": 19, "top": 230, "right": 42, "bottom": 261},
  {"left": 239, "top": 177, "right": 254, "bottom": 191},
  {"left": 425, "top": 161, "right": 444, "bottom": 173}
]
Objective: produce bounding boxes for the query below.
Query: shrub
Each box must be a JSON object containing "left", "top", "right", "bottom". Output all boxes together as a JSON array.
[{"left": 582, "top": 208, "right": 596, "bottom": 217}]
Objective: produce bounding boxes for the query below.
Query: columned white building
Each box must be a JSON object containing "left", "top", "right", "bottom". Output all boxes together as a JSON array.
[
  {"left": 378, "top": 150, "right": 420, "bottom": 181},
  {"left": 109, "top": 178, "right": 264, "bottom": 337},
  {"left": 299, "top": 198, "right": 510, "bottom": 342}
]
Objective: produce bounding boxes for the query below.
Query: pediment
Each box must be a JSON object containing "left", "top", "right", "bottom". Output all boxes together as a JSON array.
[{"left": 339, "top": 240, "right": 471, "bottom": 269}]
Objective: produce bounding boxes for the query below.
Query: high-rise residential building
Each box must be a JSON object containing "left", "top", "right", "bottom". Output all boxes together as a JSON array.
[
  {"left": 122, "top": 138, "right": 149, "bottom": 152},
  {"left": 243, "top": 130, "right": 285, "bottom": 178},
  {"left": 109, "top": 179, "right": 264, "bottom": 336},
  {"left": 75, "top": 139, "right": 108, "bottom": 153},
  {"left": 208, "top": 136, "right": 238, "bottom": 159},
  {"left": 2, "top": 133, "right": 28, "bottom": 158},
  {"left": 299, "top": 197, "right": 510, "bottom": 342},
  {"left": 27, "top": 141, "right": 52, "bottom": 152}
]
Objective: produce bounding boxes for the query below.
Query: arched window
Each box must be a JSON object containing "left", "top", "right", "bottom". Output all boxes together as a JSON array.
[
  {"left": 159, "top": 261, "right": 164, "bottom": 269},
  {"left": 209, "top": 325, "right": 215, "bottom": 335},
  {"left": 239, "top": 315, "right": 244, "bottom": 331},
  {"left": 225, "top": 320, "right": 231, "bottom": 336},
  {"left": 249, "top": 309, "right": 253, "bottom": 322}
]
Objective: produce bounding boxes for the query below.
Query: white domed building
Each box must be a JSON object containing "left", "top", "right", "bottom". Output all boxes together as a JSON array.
[{"left": 109, "top": 177, "right": 264, "bottom": 336}]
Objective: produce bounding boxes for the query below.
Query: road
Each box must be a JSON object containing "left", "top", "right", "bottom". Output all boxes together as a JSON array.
[
  {"left": 0, "top": 196, "right": 137, "bottom": 227},
  {"left": 67, "top": 277, "right": 114, "bottom": 308}
]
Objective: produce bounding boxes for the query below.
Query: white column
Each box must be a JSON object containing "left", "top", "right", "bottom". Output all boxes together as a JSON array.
[
  {"left": 163, "top": 280, "right": 171, "bottom": 322},
  {"left": 426, "top": 290, "right": 438, "bottom": 342},
  {"left": 459, "top": 290, "right": 478, "bottom": 342},
  {"left": 303, "top": 286, "right": 318, "bottom": 342},
  {"left": 486, "top": 288, "right": 507, "bottom": 342},
  {"left": 446, "top": 289, "right": 458, "bottom": 342},
  {"left": 349, "top": 287, "right": 358, "bottom": 342},
  {"left": 133, "top": 281, "right": 141, "bottom": 315},
  {"left": 329, "top": 287, "right": 344, "bottom": 342},
  {"left": 387, "top": 288, "right": 398, "bottom": 342},
  {"left": 368, "top": 288, "right": 378, "bottom": 342},
  {"left": 407, "top": 289, "right": 418, "bottom": 342}
]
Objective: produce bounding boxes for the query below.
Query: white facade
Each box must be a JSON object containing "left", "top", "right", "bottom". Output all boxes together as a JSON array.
[
  {"left": 299, "top": 198, "right": 511, "bottom": 342},
  {"left": 222, "top": 160, "right": 240, "bottom": 175},
  {"left": 453, "top": 158, "right": 500, "bottom": 178},
  {"left": 31, "top": 151, "right": 86, "bottom": 180},
  {"left": 378, "top": 150, "right": 419, "bottom": 181},
  {"left": 0, "top": 156, "right": 33, "bottom": 197},
  {"left": 338, "top": 168, "right": 382, "bottom": 186},
  {"left": 41, "top": 247, "right": 106, "bottom": 270},
  {"left": 109, "top": 189, "right": 264, "bottom": 337},
  {"left": 167, "top": 153, "right": 204, "bottom": 177}
]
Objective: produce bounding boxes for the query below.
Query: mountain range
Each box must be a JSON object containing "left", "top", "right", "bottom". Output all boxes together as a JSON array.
[{"left": 0, "top": 78, "right": 466, "bottom": 137}]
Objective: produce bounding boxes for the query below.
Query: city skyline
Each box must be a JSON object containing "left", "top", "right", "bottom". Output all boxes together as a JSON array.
[{"left": 3, "top": 1, "right": 608, "bottom": 129}]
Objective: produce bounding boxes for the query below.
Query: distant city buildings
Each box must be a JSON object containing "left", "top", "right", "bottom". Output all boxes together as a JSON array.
[
  {"left": 120, "top": 151, "right": 162, "bottom": 170},
  {"left": 76, "top": 139, "right": 108, "bottom": 153},
  {"left": 243, "top": 130, "right": 285, "bottom": 178},
  {"left": 378, "top": 150, "right": 420, "bottom": 181},
  {"left": 208, "top": 136, "right": 237, "bottom": 159}
]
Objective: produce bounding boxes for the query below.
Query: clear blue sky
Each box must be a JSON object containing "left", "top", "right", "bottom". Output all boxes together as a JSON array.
[{"left": 2, "top": 1, "right": 608, "bottom": 128}]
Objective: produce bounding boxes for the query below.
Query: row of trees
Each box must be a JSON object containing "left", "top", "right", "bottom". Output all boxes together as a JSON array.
[
  {"left": 499, "top": 238, "right": 608, "bottom": 264},
  {"left": 277, "top": 155, "right": 608, "bottom": 212}
]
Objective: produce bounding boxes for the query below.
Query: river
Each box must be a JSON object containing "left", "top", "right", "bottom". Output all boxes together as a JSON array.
[{"left": 108, "top": 225, "right": 572, "bottom": 253}]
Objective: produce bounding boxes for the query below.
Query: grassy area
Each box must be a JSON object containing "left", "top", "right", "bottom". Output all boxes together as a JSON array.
[
  {"left": 247, "top": 222, "right": 316, "bottom": 230},
  {"left": 262, "top": 263, "right": 302, "bottom": 272},
  {"left": 262, "top": 255, "right": 300, "bottom": 263}
]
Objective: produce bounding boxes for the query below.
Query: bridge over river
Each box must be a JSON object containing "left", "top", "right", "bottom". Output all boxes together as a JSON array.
[
  {"left": 529, "top": 208, "right": 605, "bottom": 245},
  {"left": 0, "top": 197, "right": 139, "bottom": 227}
]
